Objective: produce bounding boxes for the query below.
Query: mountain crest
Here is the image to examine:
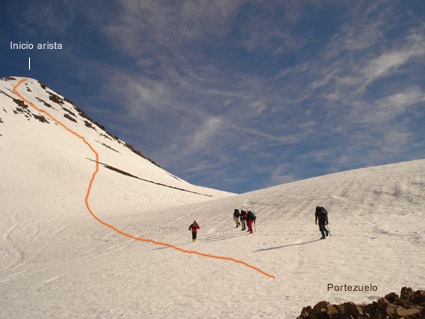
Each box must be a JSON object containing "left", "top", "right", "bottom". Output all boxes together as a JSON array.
[{"left": 0, "top": 76, "right": 158, "bottom": 166}]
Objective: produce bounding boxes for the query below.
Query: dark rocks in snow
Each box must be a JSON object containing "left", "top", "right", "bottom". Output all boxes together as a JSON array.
[
  {"left": 64, "top": 113, "right": 77, "bottom": 123},
  {"left": 38, "top": 80, "right": 47, "bottom": 89},
  {"left": 33, "top": 114, "right": 49, "bottom": 123},
  {"left": 297, "top": 287, "right": 425, "bottom": 319},
  {"left": 84, "top": 120, "right": 95, "bottom": 129},
  {"left": 48, "top": 91, "right": 64, "bottom": 105},
  {"left": 13, "top": 98, "right": 26, "bottom": 108},
  {"left": 36, "top": 97, "right": 53, "bottom": 108}
]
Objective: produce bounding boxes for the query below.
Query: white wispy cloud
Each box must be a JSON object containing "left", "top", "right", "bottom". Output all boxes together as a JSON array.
[
  {"left": 103, "top": 0, "right": 241, "bottom": 60},
  {"left": 368, "top": 86, "right": 425, "bottom": 123},
  {"left": 20, "top": 1, "right": 77, "bottom": 34},
  {"left": 360, "top": 38, "right": 425, "bottom": 85}
]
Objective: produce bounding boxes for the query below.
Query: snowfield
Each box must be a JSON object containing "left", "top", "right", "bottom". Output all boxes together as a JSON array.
[{"left": 1, "top": 77, "right": 424, "bottom": 318}]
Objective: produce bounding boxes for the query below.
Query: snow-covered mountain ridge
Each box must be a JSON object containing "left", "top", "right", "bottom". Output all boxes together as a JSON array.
[
  {"left": 1, "top": 76, "right": 424, "bottom": 318},
  {"left": 0, "top": 76, "right": 232, "bottom": 214}
]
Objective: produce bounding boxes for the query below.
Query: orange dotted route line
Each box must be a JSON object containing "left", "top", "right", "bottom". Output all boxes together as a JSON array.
[{"left": 13, "top": 78, "right": 275, "bottom": 279}]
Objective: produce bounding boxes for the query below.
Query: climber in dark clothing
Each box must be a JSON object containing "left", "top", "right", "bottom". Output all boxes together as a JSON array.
[
  {"left": 233, "top": 209, "right": 241, "bottom": 228},
  {"left": 315, "top": 206, "right": 329, "bottom": 239},
  {"left": 240, "top": 210, "right": 247, "bottom": 231}
]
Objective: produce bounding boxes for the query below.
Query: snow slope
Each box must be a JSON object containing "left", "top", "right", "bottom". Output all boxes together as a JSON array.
[
  {"left": 1, "top": 76, "right": 424, "bottom": 318},
  {"left": 0, "top": 77, "right": 232, "bottom": 212}
]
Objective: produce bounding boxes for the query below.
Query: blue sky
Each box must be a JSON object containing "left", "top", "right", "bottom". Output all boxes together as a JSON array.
[{"left": 1, "top": 1, "right": 424, "bottom": 193}]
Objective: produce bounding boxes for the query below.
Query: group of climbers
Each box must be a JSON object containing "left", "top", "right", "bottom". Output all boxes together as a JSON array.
[
  {"left": 189, "top": 206, "right": 331, "bottom": 242},
  {"left": 232, "top": 209, "right": 256, "bottom": 233}
]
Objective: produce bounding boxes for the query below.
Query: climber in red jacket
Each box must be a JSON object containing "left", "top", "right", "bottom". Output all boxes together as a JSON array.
[{"left": 188, "top": 220, "right": 200, "bottom": 242}]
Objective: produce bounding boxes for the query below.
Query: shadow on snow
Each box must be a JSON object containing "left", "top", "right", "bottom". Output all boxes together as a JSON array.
[{"left": 254, "top": 239, "right": 322, "bottom": 252}]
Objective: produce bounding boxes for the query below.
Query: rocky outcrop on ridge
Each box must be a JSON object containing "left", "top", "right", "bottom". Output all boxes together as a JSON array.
[{"left": 297, "top": 287, "right": 425, "bottom": 319}]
